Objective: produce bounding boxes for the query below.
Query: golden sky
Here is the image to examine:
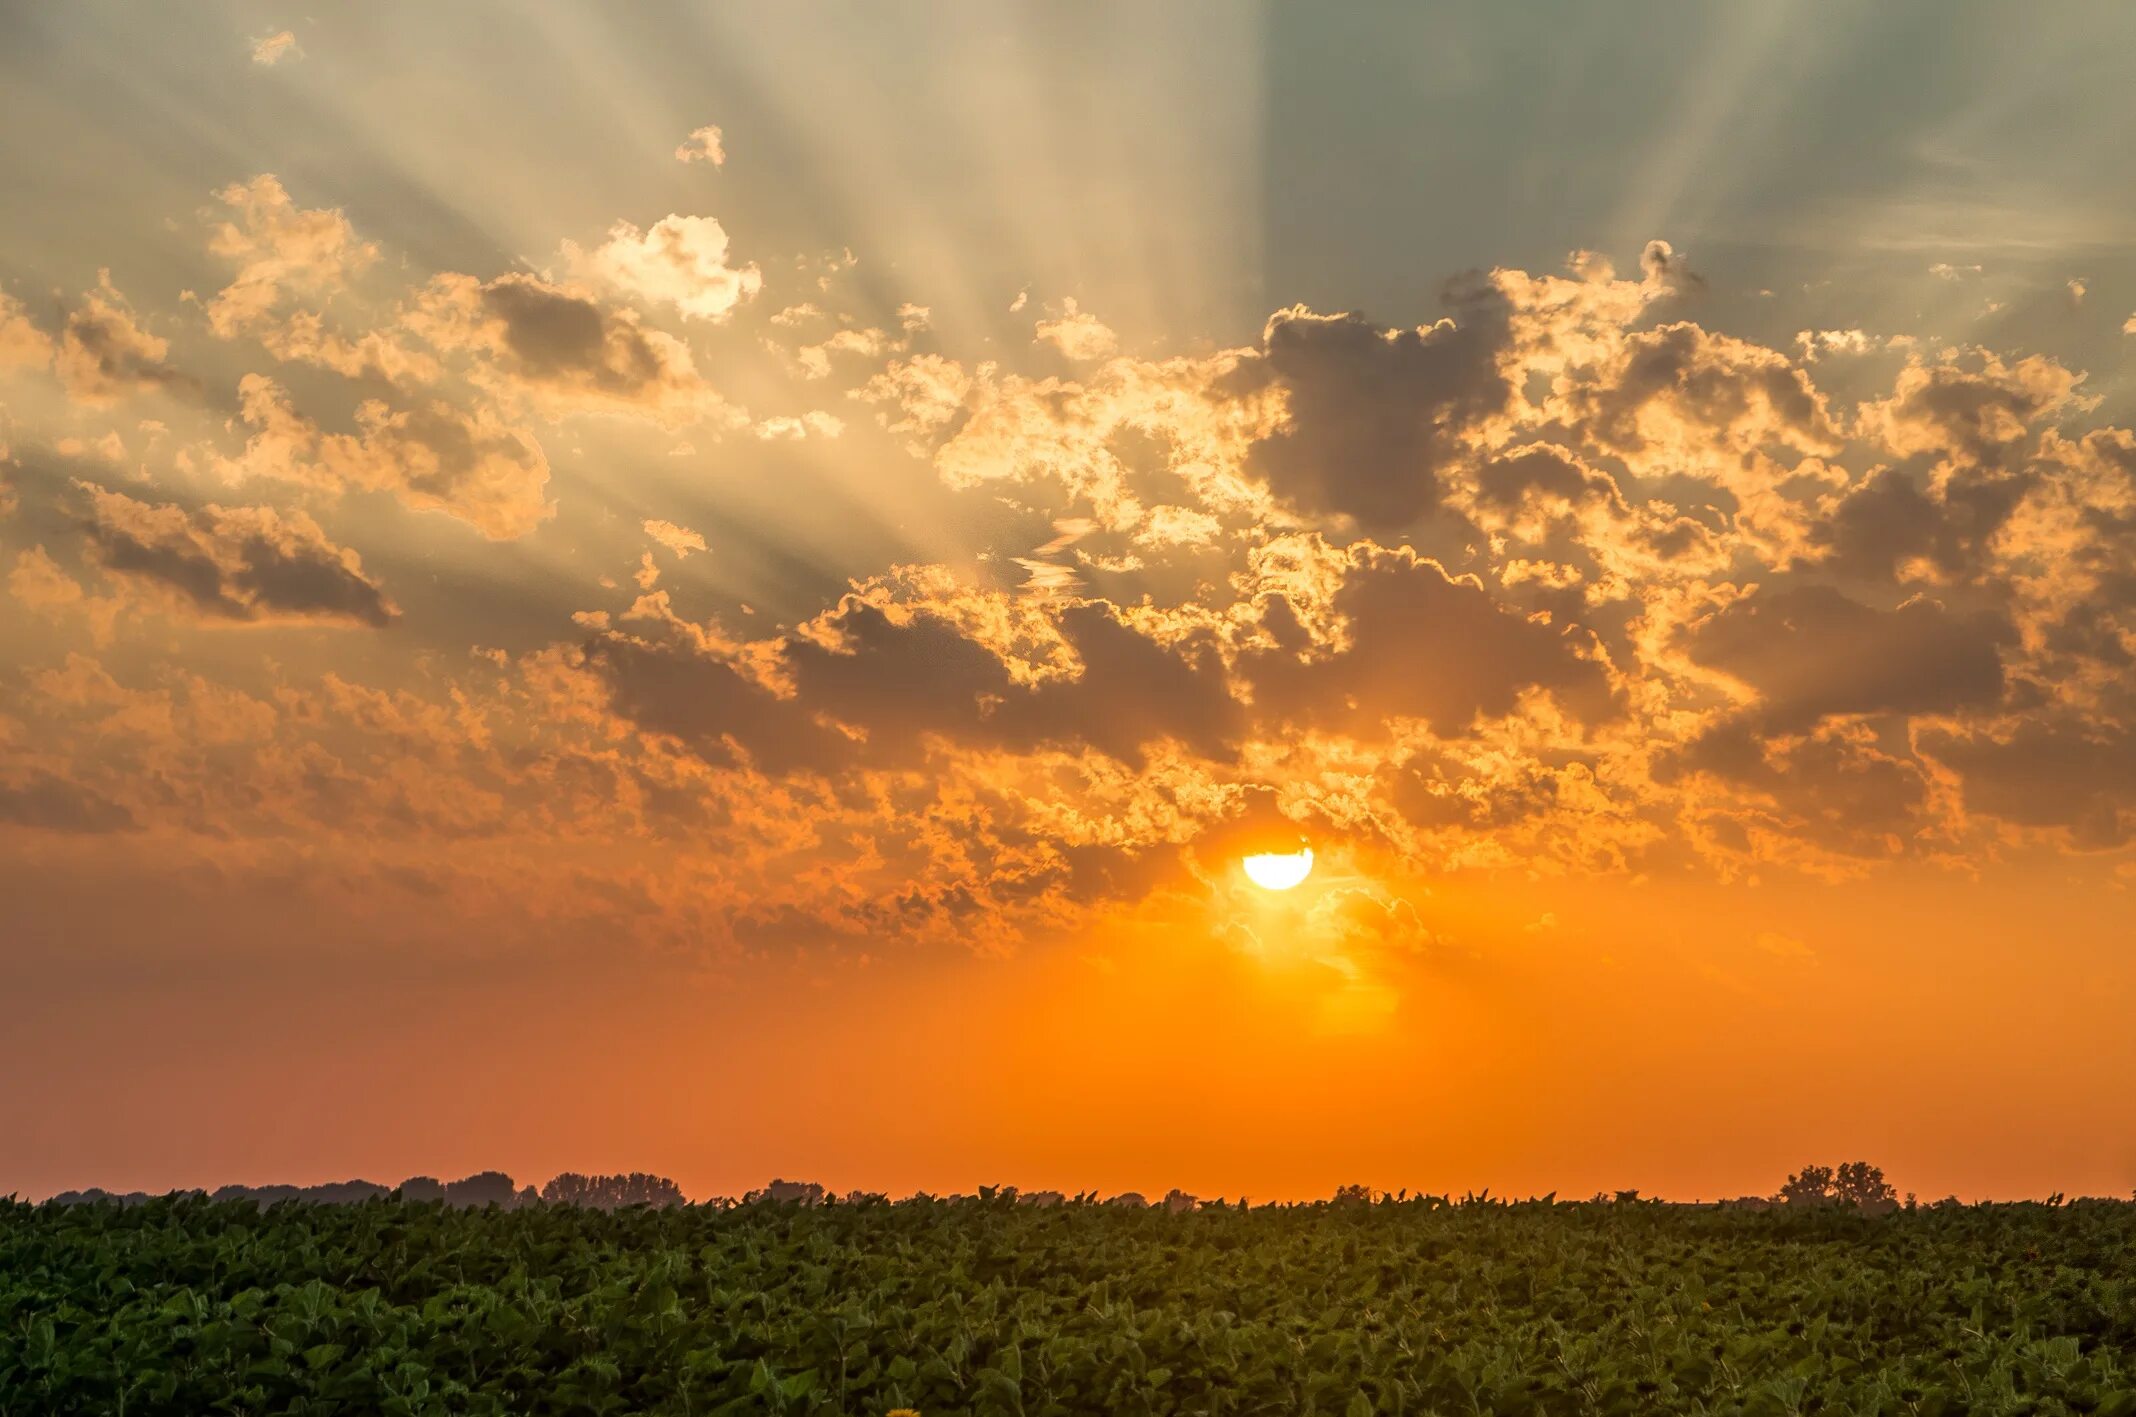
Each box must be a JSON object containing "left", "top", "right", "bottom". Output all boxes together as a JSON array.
[{"left": 4, "top": 1, "right": 2136, "bottom": 1203}]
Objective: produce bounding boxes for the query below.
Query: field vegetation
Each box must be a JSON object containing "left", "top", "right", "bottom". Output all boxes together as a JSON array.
[{"left": 5, "top": 1169, "right": 2133, "bottom": 1416}]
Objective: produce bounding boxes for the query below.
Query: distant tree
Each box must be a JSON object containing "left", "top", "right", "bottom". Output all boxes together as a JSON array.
[
  {"left": 1833, "top": 1161, "right": 1897, "bottom": 1209},
  {"left": 541, "top": 1172, "right": 687, "bottom": 1210},
  {"left": 749, "top": 1178, "right": 826, "bottom": 1205},
  {"left": 443, "top": 1171, "right": 520, "bottom": 1209},
  {"left": 1780, "top": 1162, "right": 1897, "bottom": 1209},
  {"left": 1778, "top": 1164, "right": 1838, "bottom": 1206},
  {"left": 542, "top": 1172, "right": 596, "bottom": 1207},
  {"left": 1106, "top": 1191, "right": 1150, "bottom": 1209},
  {"left": 1163, "top": 1188, "right": 1199, "bottom": 1214},
  {"left": 1331, "top": 1183, "right": 1377, "bottom": 1206},
  {"left": 311, "top": 1180, "right": 391, "bottom": 1205},
  {"left": 397, "top": 1176, "right": 446, "bottom": 1203}
]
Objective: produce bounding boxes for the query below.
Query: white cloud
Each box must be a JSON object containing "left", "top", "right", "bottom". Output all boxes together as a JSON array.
[
  {"left": 1034, "top": 298, "right": 1117, "bottom": 361},
  {"left": 754, "top": 411, "right": 844, "bottom": 441},
  {"left": 251, "top": 31, "right": 300, "bottom": 66},
  {"left": 643, "top": 518, "right": 708, "bottom": 558},
  {"left": 567, "top": 215, "right": 762, "bottom": 323},
  {"left": 675, "top": 125, "right": 726, "bottom": 166}
]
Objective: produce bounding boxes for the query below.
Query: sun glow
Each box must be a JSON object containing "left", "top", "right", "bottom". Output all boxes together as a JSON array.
[{"left": 1242, "top": 847, "right": 1314, "bottom": 892}]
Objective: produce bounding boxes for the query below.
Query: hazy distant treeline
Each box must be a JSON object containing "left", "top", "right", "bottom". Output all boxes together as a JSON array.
[
  {"left": 47, "top": 1160, "right": 2104, "bottom": 1211},
  {"left": 45, "top": 1170, "right": 687, "bottom": 1211}
]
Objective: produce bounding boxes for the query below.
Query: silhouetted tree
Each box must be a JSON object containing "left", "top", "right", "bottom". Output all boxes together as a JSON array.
[
  {"left": 1778, "top": 1164, "right": 1838, "bottom": 1206},
  {"left": 1833, "top": 1161, "right": 1896, "bottom": 1208},
  {"left": 540, "top": 1171, "right": 686, "bottom": 1210},
  {"left": 747, "top": 1178, "right": 826, "bottom": 1205},
  {"left": 443, "top": 1171, "right": 520, "bottom": 1209},
  {"left": 1780, "top": 1162, "right": 1896, "bottom": 1209}
]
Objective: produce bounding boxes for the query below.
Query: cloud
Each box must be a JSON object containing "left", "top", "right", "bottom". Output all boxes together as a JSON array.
[
  {"left": 250, "top": 30, "right": 300, "bottom": 66},
  {"left": 1859, "top": 350, "right": 2086, "bottom": 467},
  {"left": 1658, "top": 719, "right": 1932, "bottom": 864},
  {"left": 205, "top": 175, "right": 379, "bottom": 340},
  {"left": 790, "top": 325, "right": 895, "bottom": 380},
  {"left": 674, "top": 125, "right": 725, "bottom": 166},
  {"left": 408, "top": 271, "right": 719, "bottom": 418},
  {"left": 753, "top": 411, "right": 843, "bottom": 441},
  {"left": 1230, "top": 293, "right": 1512, "bottom": 532},
  {"left": 1552, "top": 320, "right": 1843, "bottom": 480},
  {"left": 1638, "top": 238, "right": 1702, "bottom": 293},
  {"left": 1920, "top": 718, "right": 2136, "bottom": 847},
  {"left": 216, "top": 373, "right": 553, "bottom": 540},
  {"left": 1681, "top": 585, "right": 2009, "bottom": 730},
  {"left": 643, "top": 518, "right": 707, "bottom": 558},
  {"left": 0, "top": 770, "right": 136, "bottom": 833},
  {"left": 1802, "top": 462, "right": 2028, "bottom": 586},
  {"left": 56, "top": 273, "right": 189, "bottom": 405},
  {"left": 1240, "top": 539, "right": 1615, "bottom": 738},
  {"left": 857, "top": 354, "right": 973, "bottom": 447},
  {"left": 10, "top": 545, "right": 84, "bottom": 612},
  {"left": 77, "top": 483, "right": 398, "bottom": 627},
  {"left": 567, "top": 215, "right": 762, "bottom": 322},
  {"left": 588, "top": 574, "right": 1242, "bottom": 775},
  {"left": 0, "top": 290, "right": 56, "bottom": 371},
  {"left": 1034, "top": 299, "right": 1118, "bottom": 361}
]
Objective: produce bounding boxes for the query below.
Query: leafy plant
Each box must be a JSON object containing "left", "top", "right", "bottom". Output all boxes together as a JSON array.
[{"left": 3, "top": 1189, "right": 2132, "bottom": 1414}]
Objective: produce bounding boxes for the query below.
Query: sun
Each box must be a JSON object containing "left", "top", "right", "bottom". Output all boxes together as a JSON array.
[{"left": 1242, "top": 847, "right": 1314, "bottom": 892}]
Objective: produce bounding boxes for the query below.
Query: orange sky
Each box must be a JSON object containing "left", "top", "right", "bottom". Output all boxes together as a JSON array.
[{"left": 5, "top": 2, "right": 2136, "bottom": 1204}]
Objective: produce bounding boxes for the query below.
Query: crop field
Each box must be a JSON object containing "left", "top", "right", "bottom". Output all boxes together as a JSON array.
[{"left": 4, "top": 1194, "right": 2135, "bottom": 1416}]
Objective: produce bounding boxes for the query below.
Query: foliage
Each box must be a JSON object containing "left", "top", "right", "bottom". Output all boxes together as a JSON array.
[
  {"left": 541, "top": 1173, "right": 689, "bottom": 1211},
  {"left": 4, "top": 1192, "right": 2135, "bottom": 1415},
  {"left": 1779, "top": 1160, "right": 1900, "bottom": 1209}
]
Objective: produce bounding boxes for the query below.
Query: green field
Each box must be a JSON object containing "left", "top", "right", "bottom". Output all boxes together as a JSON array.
[{"left": 5, "top": 1194, "right": 2135, "bottom": 1415}]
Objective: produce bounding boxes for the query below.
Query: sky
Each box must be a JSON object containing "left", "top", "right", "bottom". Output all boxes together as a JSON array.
[{"left": 4, "top": 0, "right": 2136, "bottom": 1204}]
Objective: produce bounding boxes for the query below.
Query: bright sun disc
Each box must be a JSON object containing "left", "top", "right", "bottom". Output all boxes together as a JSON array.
[{"left": 1242, "top": 847, "right": 1314, "bottom": 891}]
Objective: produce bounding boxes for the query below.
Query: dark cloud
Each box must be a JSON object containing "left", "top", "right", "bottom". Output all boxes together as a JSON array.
[
  {"left": 1866, "top": 353, "right": 2082, "bottom": 468},
  {"left": 78, "top": 484, "right": 398, "bottom": 627},
  {"left": 0, "top": 771, "right": 136, "bottom": 834},
  {"left": 1471, "top": 445, "right": 1625, "bottom": 514},
  {"left": 784, "top": 596, "right": 1241, "bottom": 765},
  {"left": 1230, "top": 282, "right": 1513, "bottom": 531},
  {"left": 1242, "top": 544, "right": 1615, "bottom": 737},
  {"left": 55, "top": 275, "right": 193, "bottom": 405},
  {"left": 1682, "top": 585, "right": 2009, "bottom": 730},
  {"left": 480, "top": 274, "right": 701, "bottom": 403},
  {"left": 1391, "top": 750, "right": 1578, "bottom": 831},
  {"left": 1562, "top": 321, "right": 1838, "bottom": 465},
  {"left": 583, "top": 637, "right": 830, "bottom": 773},
  {"left": 1806, "top": 464, "right": 2030, "bottom": 586},
  {"left": 592, "top": 596, "right": 1242, "bottom": 774},
  {"left": 407, "top": 272, "right": 711, "bottom": 418},
  {"left": 1658, "top": 719, "right": 1929, "bottom": 856},
  {"left": 1920, "top": 719, "right": 2136, "bottom": 848}
]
